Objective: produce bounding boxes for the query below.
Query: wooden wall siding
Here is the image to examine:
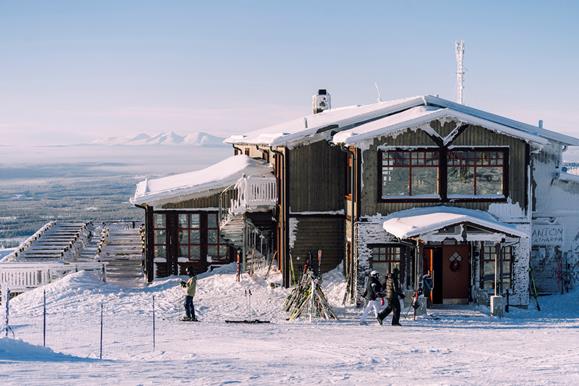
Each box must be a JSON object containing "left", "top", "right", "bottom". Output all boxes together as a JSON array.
[
  {"left": 161, "top": 190, "right": 236, "bottom": 209},
  {"left": 360, "top": 122, "right": 528, "bottom": 217},
  {"left": 290, "top": 216, "right": 345, "bottom": 274},
  {"left": 289, "top": 140, "right": 347, "bottom": 212}
]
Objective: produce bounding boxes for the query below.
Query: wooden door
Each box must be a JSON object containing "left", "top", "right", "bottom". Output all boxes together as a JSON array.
[{"left": 441, "top": 244, "right": 470, "bottom": 303}]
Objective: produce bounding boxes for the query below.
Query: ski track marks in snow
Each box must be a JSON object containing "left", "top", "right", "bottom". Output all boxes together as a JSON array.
[{"left": 1, "top": 267, "right": 578, "bottom": 385}]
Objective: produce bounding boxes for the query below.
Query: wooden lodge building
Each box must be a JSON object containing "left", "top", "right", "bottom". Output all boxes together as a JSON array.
[{"left": 132, "top": 91, "right": 579, "bottom": 308}]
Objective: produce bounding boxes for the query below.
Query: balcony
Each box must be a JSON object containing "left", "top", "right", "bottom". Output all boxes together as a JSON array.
[{"left": 229, "top": 175, "right": 277, "bottom": 215}]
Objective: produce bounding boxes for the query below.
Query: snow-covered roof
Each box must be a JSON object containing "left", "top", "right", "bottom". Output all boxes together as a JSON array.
[
  {"left": 332, "top": 105, "right": 550, "bottom": 146},
  {"left": 382, "top": 206, "right": 529, "bottom": 239},
  {"left": 224, "top": 96, "right": 426, "bottom": 147},
  {"left": 131, "top": 155, "right": 273, "bottom": 206},
  {"left": 226, "top": 94, "right": 579, "bottom": 147}
]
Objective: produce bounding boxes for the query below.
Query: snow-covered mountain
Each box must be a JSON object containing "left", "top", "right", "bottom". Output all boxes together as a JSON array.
[{"left": 91, "top": 131, "right": 226, "bottom": 146}]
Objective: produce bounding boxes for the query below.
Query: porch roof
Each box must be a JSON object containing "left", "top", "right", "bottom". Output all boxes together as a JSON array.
[
  {"left": 382, "top": 206, "right": 529, "bottom": 240},
  {"left": 131, "top": 155, "right": 273, "bottom": 206}
]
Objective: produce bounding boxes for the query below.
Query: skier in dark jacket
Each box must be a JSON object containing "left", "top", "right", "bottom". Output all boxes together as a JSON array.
[
  {"left": 377, "top": 267, "right": 404, "bottom": 326},
  {"left": 360, "top": 270, "right": 384, "bottom": 324}
]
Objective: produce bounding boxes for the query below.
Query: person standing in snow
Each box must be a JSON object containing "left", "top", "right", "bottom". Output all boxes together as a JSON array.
[
  {"left": 360, "top": 270, "right": 384, "bottom": 324},
  {"left": 422, "top": 270, "right": 433, "bottom": 308},
  {"left": 377, "top": 267, "right": 404, "bottom": 326},
  {"left": 180, "top": 267, "right": 197, "bottom": 321}
]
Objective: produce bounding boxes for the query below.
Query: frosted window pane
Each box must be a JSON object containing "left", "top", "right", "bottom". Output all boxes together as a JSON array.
[
  {"left": 383, "top": 167, "right": 409, "bottom": 196},
  {"left": 412, "top": 168, "right": 438, "bottom": 195},
  {"left": 448, "top": 167, "right": 474, "bottom": 195},
  {"left": 476, "top": 167, "right": 503, "bottom": 195}
]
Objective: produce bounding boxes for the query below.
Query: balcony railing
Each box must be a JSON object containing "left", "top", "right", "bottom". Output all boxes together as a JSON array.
[{"left": 230, "top": 175, "right": 277, "bottom": 215}]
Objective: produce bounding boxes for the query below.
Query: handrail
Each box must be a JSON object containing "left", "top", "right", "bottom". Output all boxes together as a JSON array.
[{"left": 0, "top": 261, "right": 108, "bottom": 292}]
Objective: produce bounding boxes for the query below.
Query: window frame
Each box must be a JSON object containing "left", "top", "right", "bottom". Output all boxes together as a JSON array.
[
  {"left": 378, "top": 148, "right": 441, "bottom": 201},
  {"left": 368, "top": 244, "right": 403, "bottom": 276},
  {"left": 378, "top": 146, "right": 509, "bottom": 203},
  {"left": 447, "top": 147, "right": 509, "bottom": 200},
  {"left": 480, "top": 245, "right": 513, "bottom": 293},
  {"left": 177, "top": 213, "right": 202, "bottom": 262}
]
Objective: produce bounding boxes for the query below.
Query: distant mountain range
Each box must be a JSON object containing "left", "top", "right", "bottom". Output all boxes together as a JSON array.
[{"left": 91, "top": 131, "right": 227, "bottom": 146}]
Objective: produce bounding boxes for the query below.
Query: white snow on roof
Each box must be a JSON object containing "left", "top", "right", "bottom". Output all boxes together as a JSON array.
[
  {"left": 224, "top": 96, "right": 426, "bottom": 146},
  {"left": 226, "top": 94, "right": 579, "bottom": 147},
  {"left": 332, "top": 105, "right": 549, "bottom": 146},
  {"left": 424, "top": 96, "right": 579, "bottom": 146},
  {"left": 131, "top": 155, "right": 273, "bottom": 206},
  {"left": 382, "top": 206, "right": 529, "bottom": 239}
]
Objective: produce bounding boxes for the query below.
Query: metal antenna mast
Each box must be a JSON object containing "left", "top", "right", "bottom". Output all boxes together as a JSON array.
[{"left": 455, "top": 40, "right": 465, "bottom": 104}]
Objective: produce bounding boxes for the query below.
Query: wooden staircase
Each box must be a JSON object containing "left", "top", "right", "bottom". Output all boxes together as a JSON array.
[
  {"left": 17, "top": 222, "right": 89, "bottom": 261},
  {"left": 97, "top": 223, "right": 145, "bottom": 287}
]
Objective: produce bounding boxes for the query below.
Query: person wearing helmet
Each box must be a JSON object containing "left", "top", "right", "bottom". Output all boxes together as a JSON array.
[
  {"left": 180, "top": 266, "right": 197, "bottom": 321},
  {"left": 360, "top": 270, "right": 384, "bottom": 325},
  {"left": 377, "top": 267, "right": 404, "bottom": 326}
]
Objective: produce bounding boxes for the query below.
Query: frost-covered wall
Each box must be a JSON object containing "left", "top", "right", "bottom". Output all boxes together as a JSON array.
[
  {"left": 532, "top": 143, "right": 579, "bottom": 293},
  {"left": 353, "top": 218, "right": 396, "bottom": 304}
]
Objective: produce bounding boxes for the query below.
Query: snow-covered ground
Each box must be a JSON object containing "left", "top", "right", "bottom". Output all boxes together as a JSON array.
[{"left": 1, "top": 266, "right": 578, "bottom": 385}]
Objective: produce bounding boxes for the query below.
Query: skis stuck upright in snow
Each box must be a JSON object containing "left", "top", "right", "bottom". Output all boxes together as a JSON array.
[{"left": 284, "top": 271, "right": 337, "bottom": 321}]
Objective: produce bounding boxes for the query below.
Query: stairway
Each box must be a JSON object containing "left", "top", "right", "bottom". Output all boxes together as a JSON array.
[
  {"left": 220, "top": 215, "right": 247, "bottom": 246},
  {"left": 18, "top": 222, "right": 89, "bottom": 261},
  {"left": 98, "top": 224, "right": 145, "bottom": 287}
]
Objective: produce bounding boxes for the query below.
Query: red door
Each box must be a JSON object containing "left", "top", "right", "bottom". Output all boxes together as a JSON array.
[{"left": 441, "top": 245, "right": 470, "bottom": 303}]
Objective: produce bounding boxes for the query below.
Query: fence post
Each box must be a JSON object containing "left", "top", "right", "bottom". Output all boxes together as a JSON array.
[
  {"left": 99, "top": 301, "right": 104, "bottom": 360},
  {"left": 43, "top": 289, "right": 47, "bottom": 347},
  {"left": 3, "top": 288, "right": 13, "bottom": 338},
  {"left": 152, "top": 295, "right": 156, "bottom": 351}
]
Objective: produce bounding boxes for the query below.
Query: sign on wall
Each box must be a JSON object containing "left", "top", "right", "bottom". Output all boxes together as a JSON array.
[{"left": 532, "top": 224, "right": 564, "bottom": 246}]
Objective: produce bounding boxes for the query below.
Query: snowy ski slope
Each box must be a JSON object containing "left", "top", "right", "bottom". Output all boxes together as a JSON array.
[{"left": 1, "top": 266, "right": 577, "bottom": 385}]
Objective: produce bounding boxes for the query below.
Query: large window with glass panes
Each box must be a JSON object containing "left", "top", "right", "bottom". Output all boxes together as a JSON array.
[
  {"left": 481, "top": 245, "right": 513, "bottom": 292},
  {"left": 380, "top": 148, "right": 507, "bottom": 201},
  {"left": 381, "top": 150, "right": 440, "bottom": 198},
  {"left": 178, "top": 213, "right": 201, "bottom": 261},
  {"left": 206, "top": 213, "right": 228, "bottom": 261},
  {"left": 447, "top": 150, "right": 505, "bottom": 198},
  {"left": 370, "top": 246, "right": 401, "bottom": 277},
  {"left": 153, "top": 213, "right": 167, "bottom": 259}
]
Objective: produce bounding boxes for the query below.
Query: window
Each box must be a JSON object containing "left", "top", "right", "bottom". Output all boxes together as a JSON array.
[
  {"left": 448, "top": 150, "right": 505, "bottom": 197},
  {"left": 207, "top": 213, "right": 228, "bottom": 260},
  {"left": 381, "top": 150, "right": 439, "bottom": 198},
  {"left": 346, "top": 154, "right": 353, "bottom": 197},
  {"left": 178, "top": 213, "right": 201, "bottom": 261},
  {"left": 370, "top": 246, "right": 401, "bottom": 276},
  {"left": 481, "top": 245, "right": 512, "bottom": 292},
  {"left": 153, "top": 213, "right": 167, "bottom": 258}
]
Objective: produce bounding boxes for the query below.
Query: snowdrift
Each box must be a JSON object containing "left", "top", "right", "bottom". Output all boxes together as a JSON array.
[{"left": 0, "top": 338, "right": 93, "bottom": 362}]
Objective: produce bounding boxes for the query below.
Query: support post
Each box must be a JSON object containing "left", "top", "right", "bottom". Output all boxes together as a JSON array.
[
  {"left": 152, "top": 295, "right": 156, "bottom": 351},
  {"left": 43, "top": 289, "right": 47, "bottom": 347},
  {"left": 99, "top": 301, "right": 104, "bottom": 360},
  {"left": 494, "top": 243, "right": 500, "bottom": 297}
]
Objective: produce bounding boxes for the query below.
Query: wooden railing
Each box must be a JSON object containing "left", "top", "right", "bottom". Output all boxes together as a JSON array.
[
  {"left": 0, "top": 262, "right": 107, "bottom": 294},
  {"left": 230, "top": 175, "right": 277, "bottom": 215}
]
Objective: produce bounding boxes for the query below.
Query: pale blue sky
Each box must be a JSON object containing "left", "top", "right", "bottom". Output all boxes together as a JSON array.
[{"left": 1, "top": 1, "right": 579, "bottom": 145}]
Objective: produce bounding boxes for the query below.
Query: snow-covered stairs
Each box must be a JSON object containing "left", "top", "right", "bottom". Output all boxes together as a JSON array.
[
  {"left": 220, "top": 215, "right": 246, "bottom": 246},
  {"left": 18, "top": 222, "right": 89, "bottom": 261},
  {"left": 98, "top": 225, "right": 145, "bottom": 287}
]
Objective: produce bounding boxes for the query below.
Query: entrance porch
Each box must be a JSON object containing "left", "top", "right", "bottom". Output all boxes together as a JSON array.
[{"left": 361, "top": 206, "right": 531, "bottom": 306}]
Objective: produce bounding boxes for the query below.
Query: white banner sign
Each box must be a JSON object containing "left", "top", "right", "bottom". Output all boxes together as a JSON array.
[{"left": 532, "top": 224, "right": 564, "bottom": 246}]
